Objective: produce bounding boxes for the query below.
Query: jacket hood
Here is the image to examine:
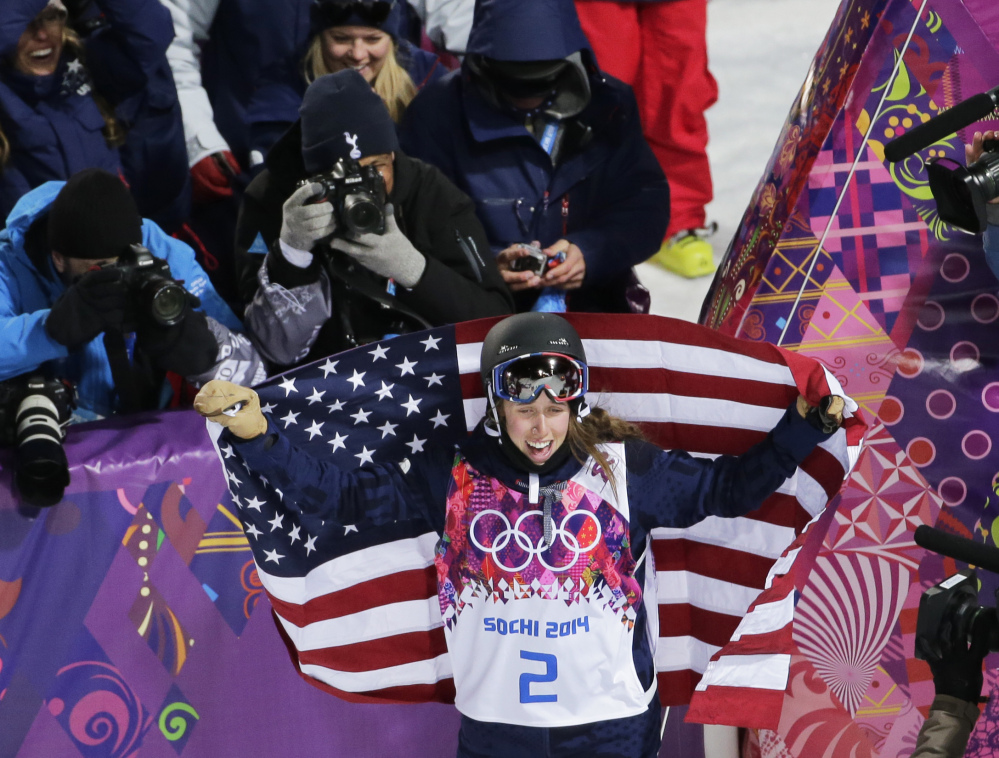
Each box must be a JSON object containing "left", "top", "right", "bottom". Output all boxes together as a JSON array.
[
  {"left": 465, "top": 0, "right": 592, "bottom": 62},
  {"left": 1, "top": 180, "right": 61, "bottom": 256},
  {"left": 0, "top": 0, "right": 50, "bottom": 58}
]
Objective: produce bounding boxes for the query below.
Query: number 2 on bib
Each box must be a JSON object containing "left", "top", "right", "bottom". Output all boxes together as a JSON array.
[{"left": 519, "top": 650, "right": 557, "bottom": 703}]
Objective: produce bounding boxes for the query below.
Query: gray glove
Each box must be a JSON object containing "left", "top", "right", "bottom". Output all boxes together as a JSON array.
[
  {"left": 279, "top": 182, "right": 337, "bottom": 253},
  {"left": 330, "top": 204, "right": 427, "bottom": 288}
]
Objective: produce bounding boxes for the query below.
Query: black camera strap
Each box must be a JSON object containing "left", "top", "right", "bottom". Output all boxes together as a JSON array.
[{"left": 103, "top": 331, "right": 162, "bottom": 414}]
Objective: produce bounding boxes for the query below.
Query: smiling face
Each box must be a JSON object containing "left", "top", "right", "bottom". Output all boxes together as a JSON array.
[
  {"left": 320, "top": 25, "right": 392, "bottom": 83},
  {"left": 13, "top": 5, "right": 66, "bottom": 77},
  {"left": 500, "top": 394, "right": 570, "bottom": 467}
]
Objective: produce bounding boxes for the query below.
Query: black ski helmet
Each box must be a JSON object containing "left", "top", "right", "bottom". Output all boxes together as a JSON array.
[{"left": 480, "top": 313, "right": 587, "bottom": 394}]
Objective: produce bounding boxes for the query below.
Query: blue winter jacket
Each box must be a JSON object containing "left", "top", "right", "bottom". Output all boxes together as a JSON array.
[
  {"left": 0, "top": 0, "right": 189, "bottom": 230},
  {"left": 0, "top": 182, "right": 241, "bottom": 417},
  {"left": 398, "top": 0, "right": 669, "bottom": 312}
]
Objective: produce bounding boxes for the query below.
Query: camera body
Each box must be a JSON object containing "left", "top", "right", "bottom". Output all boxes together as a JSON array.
[
  {"left": 915, "top": 569, "right": 999, "bottom": 663},
  {"left": 301, "top": 157, "right": 387, "bottom": 237},
  {"left": 926, "top": 138, "right": 999, "bottom": 234},
  {"left": 0, "top": 375, "right": 75, "bottom": 507},
  {"left": 509, "top": 244, "right": 565, "bottom": 276},
  {"left": 112, "top": 244, "right": 190, "bottom": 329}
]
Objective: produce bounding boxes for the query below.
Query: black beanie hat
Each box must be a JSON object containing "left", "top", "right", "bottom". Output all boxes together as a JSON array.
[
  {"left": 300, "top": 70, "right": 400, "bottom": 175},
  {"left": 48, "top": 169, "right": 142, "bottom": 260}
]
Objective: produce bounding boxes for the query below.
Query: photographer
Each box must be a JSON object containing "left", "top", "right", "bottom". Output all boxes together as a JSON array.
[
  {"left": 911, "top": 602, "right": 991, "bottom": 757},
  {"left": 0, "top": 169, "right": 266, "bottom": 418},
  {"left": 967, "top": 130, "right": 999, "bottom": 281},
  {"left": 235, "top": 69, "right": 512, "bottom": 366}
]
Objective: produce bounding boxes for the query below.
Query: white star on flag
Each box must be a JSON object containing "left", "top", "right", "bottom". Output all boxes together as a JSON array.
[
  {"left": 245, "top": 496, "right": 265, "bottom": 511},
  {"left": 355, "top": 447, "right": 375, "bottom": 465},
  {"left": 307, "top": 388, "right": 327, "bottom": 404},
  {"left": 420, "top": 335, "right": 441, "bottom": 351},
  {"left": 288, "top": 525, "right": 302, "bottom": 544},
  {"left": 348, "top": 370, "right": 367, "bottom": 390},
  {"left": 405, "top": 435, "right": 426, "bottom": 454},
  {"left": 351, "top": 408, "right": 372, "bottom": 425},
  {"left": 328, "top": 432, "right": 348, "bottom": 452},
  {"left": 344, "top": 524, "right": 359, "bottom": 535},
  {"left": 268, "top": 512, "right": 285, "bottom": 531},
  {"left": 320, "top": 358, "right": 339, "bottom": 377},
  {"left": 280, "top": 410, "right": 300, "bottom": 428},
  {"left": 245, "top": 523, "right": 263, "bottom": 540},
  {"left": 305, "top": 420, "right": 325, "bottom": 440},
  {"left": 375, "top": 381, "right": 395, "bottom": 400},
  {"left": 220, "top": 444, "right": 234, "bottom": 459},
  {"left": 304, "top": 535, "right": 317, "bottom": 556},
  {"left": 424, "top": 373, "right": 444, "bottom": 387},
  {"left": 369, "top": 344, "right": 390, "bottom": 361},
  {"left": 401, "top": 394, "right": 422, "bottom": 416},
  {"left": 396, "top": 357, "right": 417, "bottom": 376},
  {"left": 263, "top": 548, "right": 283, "bottom": 564},
  {"left": 327, "top": 399, "right": 345, "bottom": 413},
  {"left": 378, "top": 420, "right": 398, "bottom": 438},
  {"left": 279, "top": 376, "right": 298, "bottom": 396},
  {"left": 431, "top": 410, "right": 450, "bottom": 428},
  {"left": 261, "top": 401, "right": 277, "bottom": 414}
]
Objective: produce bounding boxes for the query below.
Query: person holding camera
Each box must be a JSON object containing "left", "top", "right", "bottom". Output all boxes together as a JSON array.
[
  {"left": 911, "top": 607, "right": 991, "bottom": 757},
  {"left": 398, "top": 0, "right": 669, "bottom": 314},
  {"left": 967, "top": 130, "right": 999, "bottom": 281},
  {"left": 0, "top": 169, "right": 266, "bottom": 418},
  {"left": 235, "top": 69, "right": 513, "bottom": 367}
]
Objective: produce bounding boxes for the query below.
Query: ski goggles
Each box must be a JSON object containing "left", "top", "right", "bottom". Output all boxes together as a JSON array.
[
  {"left": 312, "top": 0, "right": 394, "bottom": 29},
  {"left": 492, "top": 353, "right": 588, "bottom": 404}
]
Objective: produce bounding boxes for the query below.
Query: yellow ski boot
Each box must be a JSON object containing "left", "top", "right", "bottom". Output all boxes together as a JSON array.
[{"left": 653, "top": 223, "right": 718, "bottom": 278}]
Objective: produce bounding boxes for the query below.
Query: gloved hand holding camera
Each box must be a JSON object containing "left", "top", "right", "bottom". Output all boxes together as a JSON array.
[
  {"left": 279, "top": 181, "right": 338, "bottom": 262},
  {"left": 45, "top": 266, "right": 127, "bottom": 349},
  {"left": 331, "top": 204, "right": 427, "bottom": 288}
]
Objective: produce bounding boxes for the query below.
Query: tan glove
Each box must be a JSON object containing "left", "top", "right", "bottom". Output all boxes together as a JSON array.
[
  {"left": 796, "top": 394, "right": 846, "bottom": 433},
  {"left": 194, "top": 380, "right": 268, "bottom": 440}
]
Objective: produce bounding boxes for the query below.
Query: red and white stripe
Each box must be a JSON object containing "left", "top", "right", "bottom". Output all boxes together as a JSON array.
[{"left": 252, "top": 314, "right": 861, "bottom": 727}]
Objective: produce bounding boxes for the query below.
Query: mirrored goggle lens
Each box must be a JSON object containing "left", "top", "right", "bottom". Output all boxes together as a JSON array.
[{"left": 494, "top": 354, "right": 587, "bottom": 403}]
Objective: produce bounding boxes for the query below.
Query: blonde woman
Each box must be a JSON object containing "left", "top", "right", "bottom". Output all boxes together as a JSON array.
[
  {"left": 0, "top": 0, "right": 189, "bottom": 227},
  {"left": 246, "top": 0, "right": 446, "bottom": 166}
]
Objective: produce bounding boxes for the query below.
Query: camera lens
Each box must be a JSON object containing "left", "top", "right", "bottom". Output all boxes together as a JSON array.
[
  {"left": 14, "top": 394, "right": 69, "bottom": 507},
  {"left": 147, "top": 280, "right": 188, "bottom": 327},
  {"left": 342, "top": 193, "right": 384, "bottom": 235}
]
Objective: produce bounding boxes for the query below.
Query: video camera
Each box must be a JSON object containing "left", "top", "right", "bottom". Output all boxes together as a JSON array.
[
  {"left": 298, "top": 157, "right": 387, "bottom": 237},
  {"left": 0, "top": 374, "right": 76, "bottom": 507},
  {"left": 913, "top": 525, "right": 999, "bottom": 664},
  {"left": 884, "top": 86, "right": 999, "bottom": 233},
  {"left": 111, "top": 244, "right": 191, "bottom": 330}
]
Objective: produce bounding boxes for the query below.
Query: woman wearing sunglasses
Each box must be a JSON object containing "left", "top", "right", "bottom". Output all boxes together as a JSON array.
[
  {"left": 194, "top": 312, "right": 845, "bottom": 757},
  {"left": 246, "top": 0, "right": 445, "bottom": 165},
  {"left": 0, "top": 0, "right": 188, "bottom": 228}
]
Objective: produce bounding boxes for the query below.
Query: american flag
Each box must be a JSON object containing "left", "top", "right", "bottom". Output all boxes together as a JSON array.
[{"left": 207, "top": 313, "right": 864, "bottom": 729}]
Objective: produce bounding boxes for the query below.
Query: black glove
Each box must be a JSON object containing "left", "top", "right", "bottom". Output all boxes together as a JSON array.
[
  {"left": 45, "top": 267, "right": 127, "bottom": 349},
  {"left": 929, "top": 611, "right": 994, "bottom": 702},
  {"left": 136, "top": 309, "right": 218, "bottom": 377}
]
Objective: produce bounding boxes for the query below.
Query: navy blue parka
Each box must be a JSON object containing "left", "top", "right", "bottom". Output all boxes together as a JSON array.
[{"left": 398, "top": 0, "right": 670, "bottom": 313}]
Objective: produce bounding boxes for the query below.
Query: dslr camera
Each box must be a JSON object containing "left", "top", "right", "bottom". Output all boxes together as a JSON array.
[
  {"left": 112, "top": 244, "right": 191, "bottom": 329},
  {"left": 509, "top": 245, "right": 565, "bottom": 276},
  {"left": 299, "top": 157, "right": 387, "bottom": 236},
  {"left": 914, "top": 526, "right": 999, "bottom": 665},
  {"left": 0, "top": 374, "right": 76, "bottom": 507}
]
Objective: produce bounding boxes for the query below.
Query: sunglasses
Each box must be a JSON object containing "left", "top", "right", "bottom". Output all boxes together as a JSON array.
[
  {"left": 492, "top": 353, "right": 588, "bottom": 404},
  {"left": 312, "top": 0, "right": 394, "bottom": 29}
]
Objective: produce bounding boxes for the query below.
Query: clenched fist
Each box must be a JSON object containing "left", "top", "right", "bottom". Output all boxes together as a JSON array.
[
  {"left": 796, "top": 394, "right": 845, "bottom": 434},
  {"left": 194, "top": 380, "right": 268, "bottom": 439}
]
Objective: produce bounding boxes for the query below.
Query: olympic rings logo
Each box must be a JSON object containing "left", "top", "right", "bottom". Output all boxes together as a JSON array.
[{"left": 468, "top": 509, "right": 602, "bottom": 572}]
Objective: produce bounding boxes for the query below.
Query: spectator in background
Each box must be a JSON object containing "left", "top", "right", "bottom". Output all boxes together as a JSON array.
[
  {"left": 399, "top": 0, "right": 669, "bottom": 315},
  {"left": 0, "top": 169, "right": 265, "bottom": 418},
  {"left": 574, "top": 0, "right": 719, "bottom": 279},
  {"left": 245, "top": 0, "right": 445, "bottom": 166},
  {"left": 237, "top": 71, "right": 512, "bottom": 367},
  {"left": 0, "top": 0, "right": 189, "bottom": 230}
]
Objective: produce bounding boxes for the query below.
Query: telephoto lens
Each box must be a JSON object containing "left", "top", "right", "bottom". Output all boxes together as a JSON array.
[{"left": 12, "top": 378, "right": 74, "bottom": 507}]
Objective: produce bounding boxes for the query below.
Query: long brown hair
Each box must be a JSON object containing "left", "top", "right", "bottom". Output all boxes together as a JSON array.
[
  {"left": 302, "top": 34, "right": 417, "bottom": 122},
  {"left": 566, "top": 406, "right": 644, "bottom": 495}
]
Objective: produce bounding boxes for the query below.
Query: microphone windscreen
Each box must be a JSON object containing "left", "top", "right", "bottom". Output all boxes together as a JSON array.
[
  {"left": 914, "top": 524, "right": 999, "bottom": 575},
  {"left": 884, "top": 91, "right": 998, "bottom": 163}
]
